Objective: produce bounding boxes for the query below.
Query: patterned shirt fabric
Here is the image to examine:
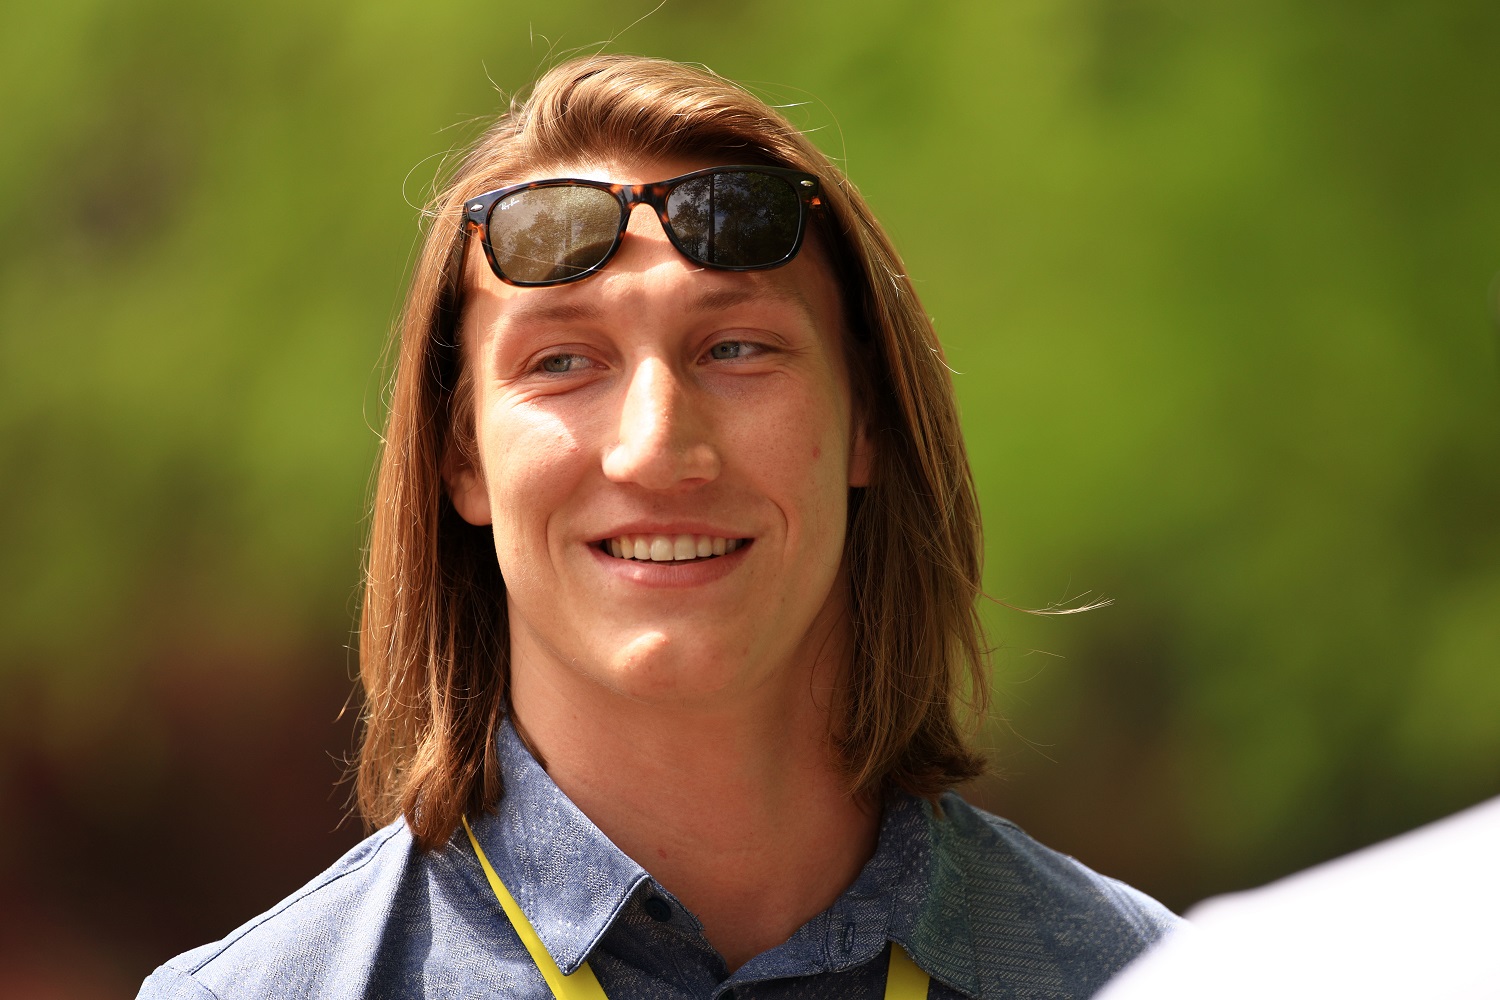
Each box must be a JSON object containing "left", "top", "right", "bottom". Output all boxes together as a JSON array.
[{"left": 138, "top": 723, "right": 1180, "bottom": 999}]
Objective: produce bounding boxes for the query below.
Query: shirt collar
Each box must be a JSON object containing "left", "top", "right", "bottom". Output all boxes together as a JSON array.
[
  {"left": 726, "top": 792, "right": 984, "bottom": 999},
  {"left": 465, "top": 720, "right": 652, "bottom": 975},
  {"left": 465, "top": 720, "right": 983, "bottom": 995}
]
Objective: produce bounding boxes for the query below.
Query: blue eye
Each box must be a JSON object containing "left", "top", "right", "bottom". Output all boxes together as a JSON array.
[
  {"left": 539, "top": 354, "right": 583, "bottom": 373},
  {"left": 709, "top": 341, "right": 748, "bottom": 360}
]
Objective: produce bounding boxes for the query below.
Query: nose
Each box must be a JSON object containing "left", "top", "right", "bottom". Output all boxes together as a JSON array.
[{"left": 603, "top": 357, "right": 721, "bottom": 490}]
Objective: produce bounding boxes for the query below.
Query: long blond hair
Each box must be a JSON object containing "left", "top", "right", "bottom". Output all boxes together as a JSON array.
[{"left": 358, "top": 54, "right": 989, "bottom": 850}]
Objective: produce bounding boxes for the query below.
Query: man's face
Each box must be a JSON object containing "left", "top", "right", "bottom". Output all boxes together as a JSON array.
[{"left": 448, "top": 157, "right": 871, "bottom": 709}]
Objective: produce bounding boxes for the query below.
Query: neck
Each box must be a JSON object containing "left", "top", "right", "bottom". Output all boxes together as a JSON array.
[{"left": 509, "top": 631, "right": 879, "bottom": 971}]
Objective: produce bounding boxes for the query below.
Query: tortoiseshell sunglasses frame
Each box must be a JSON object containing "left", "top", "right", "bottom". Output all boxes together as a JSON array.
[{"left": 460, "top": 164, "right": 823, "bottom": 287}]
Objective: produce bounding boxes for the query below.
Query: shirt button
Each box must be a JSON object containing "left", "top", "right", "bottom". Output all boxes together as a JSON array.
[{"left": 643, "top": 896, "right": 672, "bottom": 922}]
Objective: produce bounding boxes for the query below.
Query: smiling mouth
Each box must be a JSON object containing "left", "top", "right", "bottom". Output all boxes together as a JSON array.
[{"left": 601, "top": 533, "right": 746, "bottom": 562}]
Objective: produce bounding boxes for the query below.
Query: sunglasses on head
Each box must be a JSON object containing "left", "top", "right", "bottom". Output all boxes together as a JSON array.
[{"left": 461, "top": 164, "right": 822, "bottom": 287}]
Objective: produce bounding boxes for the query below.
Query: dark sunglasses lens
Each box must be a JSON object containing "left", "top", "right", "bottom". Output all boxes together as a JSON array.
[
  {"left": 488, "top": 186, "right": 622, "bottom": 283},
  {"left": 666, "top": 171, "right": 802, "bottom": 268}
]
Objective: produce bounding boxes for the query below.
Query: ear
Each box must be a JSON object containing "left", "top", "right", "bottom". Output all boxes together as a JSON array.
[
  {"left": 848, "top": 419, "right": 876, "bottom": 488},
  {"left": 443, "top": 446, "right": 493, "bottom": 526}
]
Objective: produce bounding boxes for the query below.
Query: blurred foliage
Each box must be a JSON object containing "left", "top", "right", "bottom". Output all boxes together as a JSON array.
[{"left": 3, "top": 0, "right": 1499, "bottom": 984}]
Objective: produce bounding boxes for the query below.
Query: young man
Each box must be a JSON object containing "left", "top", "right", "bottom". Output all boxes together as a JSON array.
[{"left": 140, "top": 55, "right": 1178, "bottom": 999}]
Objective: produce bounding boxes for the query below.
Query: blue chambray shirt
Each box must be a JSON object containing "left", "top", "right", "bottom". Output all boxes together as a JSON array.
[{"left": 139, "top": 722, "right": 1179, "bottom": 999}]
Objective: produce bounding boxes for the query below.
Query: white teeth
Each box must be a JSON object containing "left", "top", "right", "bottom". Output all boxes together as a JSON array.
[{"left": 604, "top": 533, "right": 744, "bottom": 562}]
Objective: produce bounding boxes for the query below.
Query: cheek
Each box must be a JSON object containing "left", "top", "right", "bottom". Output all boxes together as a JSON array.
[
  {"left": 730, "top": 384, "right": 852, "bottom": 524},
  {"left": 479, "top": 402, "right": 589, "bottom": 559}
]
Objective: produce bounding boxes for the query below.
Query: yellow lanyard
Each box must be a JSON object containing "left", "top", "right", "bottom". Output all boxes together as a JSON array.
[{"left": 463, "top": 817, "right": 930, "bottom": 999}]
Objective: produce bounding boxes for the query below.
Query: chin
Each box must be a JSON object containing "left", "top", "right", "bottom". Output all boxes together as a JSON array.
[{"left": 590, "top": 630, "right": 755, "bottom": 704}]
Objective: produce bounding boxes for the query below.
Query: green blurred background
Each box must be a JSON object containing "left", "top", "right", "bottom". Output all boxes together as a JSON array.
[{"left": 3, "top": 0, "right": 1498, "bottom": 994}]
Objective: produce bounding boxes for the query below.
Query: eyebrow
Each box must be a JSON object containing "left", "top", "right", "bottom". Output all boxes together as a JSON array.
[
  {"left": 495, "top": 298, "right": 604, "bottom": 327},
  {"left": 496, "top": 280, "right": 814, "bottom": 328},
  {"left": 687, "top": 282, "right": 814, "bottom": 316}
]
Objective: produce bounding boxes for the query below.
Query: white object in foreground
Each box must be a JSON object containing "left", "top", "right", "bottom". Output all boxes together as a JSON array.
[{"left": 1097, "top": 795, "right": 1500, "bottom": 1000}]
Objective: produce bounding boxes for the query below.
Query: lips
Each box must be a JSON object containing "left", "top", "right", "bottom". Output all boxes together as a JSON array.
[{"left": 602, "top": 533, "right": 745, "bottom": 561}]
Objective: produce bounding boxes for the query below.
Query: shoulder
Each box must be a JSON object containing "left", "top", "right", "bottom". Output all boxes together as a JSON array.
[
  {"left": 136, "top": 821, "right": 421, "bottom": 1000},
  {"left": 917, "top": 792, "right": 1181, "bottom": 997},
  {"left": 936, "top": 793, "right": 1180, "bottom": 940}
]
